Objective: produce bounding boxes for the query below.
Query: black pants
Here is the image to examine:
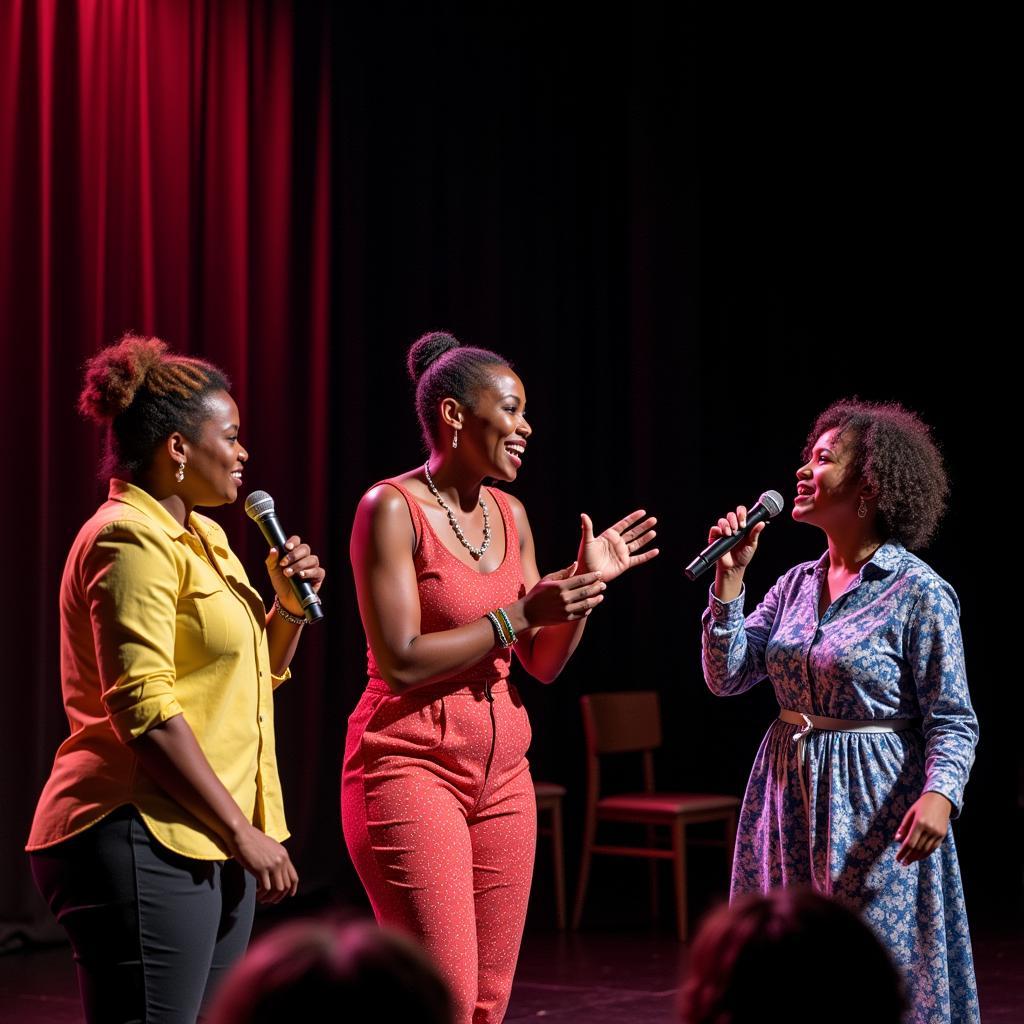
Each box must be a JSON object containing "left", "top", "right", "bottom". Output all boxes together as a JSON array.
[{"left": 30, "top": 806, "right": 255, "bottom": 1024}]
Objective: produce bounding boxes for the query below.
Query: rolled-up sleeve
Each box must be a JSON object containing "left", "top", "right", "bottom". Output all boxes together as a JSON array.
[
  {"left": 84, "top": 523, "right": 185, "bottom": 742},
  {"left": 907, "top": 579, "right": 978, "bottom": 816}
]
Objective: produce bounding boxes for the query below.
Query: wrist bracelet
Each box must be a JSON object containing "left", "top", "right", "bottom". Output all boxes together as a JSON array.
[
  {"left": 495, "top": 607, "right": 518, "bottom": 646},
  {"left": 485, "top": 610, "right": 511, "bottom": 649},
  {"left": 274, "top": 596, "right": 307, "bottom": 626}
]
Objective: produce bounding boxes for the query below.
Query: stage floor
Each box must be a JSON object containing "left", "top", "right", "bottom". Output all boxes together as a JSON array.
[{"left": 1, "top": 920, "right": 1020, "bottom": 1023}]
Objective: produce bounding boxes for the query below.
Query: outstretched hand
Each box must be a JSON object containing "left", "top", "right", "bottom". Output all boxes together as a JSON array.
[{"left": 576, "top": 510, "right": 659, "bottom": 584}]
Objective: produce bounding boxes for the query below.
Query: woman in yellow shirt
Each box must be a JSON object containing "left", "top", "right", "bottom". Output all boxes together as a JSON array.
[{"left": 27, "top": 334, "right": 326, "bottom": 1024}]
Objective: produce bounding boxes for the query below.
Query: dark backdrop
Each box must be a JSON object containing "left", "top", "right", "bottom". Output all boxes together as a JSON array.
[{"left": 2, "top": 0, "right": 1016, "bottom": 946}]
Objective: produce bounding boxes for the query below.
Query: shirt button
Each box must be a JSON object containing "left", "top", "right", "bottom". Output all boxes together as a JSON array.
[{"left": 259, "top": 714, "right": 264, "bottom": 723}]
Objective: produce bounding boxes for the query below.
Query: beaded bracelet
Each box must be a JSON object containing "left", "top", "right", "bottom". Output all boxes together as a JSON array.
[
  {"left": 485, "top": 610, "right": 511, "bottom": 649},
  {"left": 495, "top": 607, "right": 518, "bottom": 646},
  {"left": 274, "top": 595, "right": 307, "bottom": 626}
]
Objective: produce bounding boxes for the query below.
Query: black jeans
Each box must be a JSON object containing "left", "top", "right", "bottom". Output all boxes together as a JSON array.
[{"left": 30, "top": 806, "right": 255, "bottom": 1024}]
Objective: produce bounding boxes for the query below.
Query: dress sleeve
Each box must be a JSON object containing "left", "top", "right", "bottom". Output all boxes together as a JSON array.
[
  {"left": 84, "top": 522, "right": 185, "bottom": 742},
  {"left": 701, "top": 576, "right": 782, "bottom": 696},
  {"left": 907, "top": 578, "right": 978, "bottom": 816}
]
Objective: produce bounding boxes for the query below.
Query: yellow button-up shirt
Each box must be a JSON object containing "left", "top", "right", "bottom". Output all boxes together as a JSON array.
[{"left": 28, "top": 480, "right": 289, "bottom": 859}]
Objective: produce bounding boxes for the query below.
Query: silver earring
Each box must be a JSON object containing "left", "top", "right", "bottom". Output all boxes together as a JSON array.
[
  {"left": 858, "top": 496, "right": 867, "bottom": 519},
  {"left": 452, "top": 430, "right": 459, "bottom": 450},
  {"left": 175, "top": 461, "right": 186, "bottom": 483}
]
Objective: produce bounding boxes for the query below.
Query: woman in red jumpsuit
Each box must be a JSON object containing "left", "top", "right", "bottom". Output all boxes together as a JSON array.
[{"left": 342, "top": 331, "right": 658, "bottom": 1023}]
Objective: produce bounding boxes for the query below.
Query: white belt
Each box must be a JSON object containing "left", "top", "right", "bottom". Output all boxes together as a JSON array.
[{"left": 778, "top": 708, "right": 918, "bottom": 736}]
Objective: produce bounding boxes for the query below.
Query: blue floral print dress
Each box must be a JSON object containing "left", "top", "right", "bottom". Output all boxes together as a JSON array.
[{"left": 701, "top": 541, "right": 979, "bottom": 1024}]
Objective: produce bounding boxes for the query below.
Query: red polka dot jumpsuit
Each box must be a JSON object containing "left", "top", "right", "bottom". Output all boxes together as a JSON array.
[{"left": 342, "top": 480, "right": 535, "bottom": 1024}]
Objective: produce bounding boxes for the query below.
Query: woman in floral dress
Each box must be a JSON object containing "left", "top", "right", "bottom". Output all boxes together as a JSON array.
[{"left": 700, "top": 400, "right": 979, "bottom": 1024}]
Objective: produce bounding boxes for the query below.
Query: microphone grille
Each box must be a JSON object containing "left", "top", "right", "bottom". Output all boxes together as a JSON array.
[
  {"left": 759, "top": 490, "right": 785, "bottom": 517},
  {"left": 244, "top": 490, "right": 276, "bottom": 521}
]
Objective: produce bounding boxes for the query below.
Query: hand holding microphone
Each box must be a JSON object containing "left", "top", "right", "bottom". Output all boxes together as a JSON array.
[
  {"left": 684, "top": 490, "right": 784, "bottom": 583},
  {"left": 707, "top": 505, "right": 767, "bottom": 574},
  {"left": 245, "top": 491, "right": 325, "bottom": 623}
]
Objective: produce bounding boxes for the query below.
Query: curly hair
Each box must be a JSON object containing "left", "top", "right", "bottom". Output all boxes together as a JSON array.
[
  {"left": 804, "top": 399, "right": 949, "bottom": 549},
  {"left": 679, "top": 889, "right": 905, "bottom": 1024},
  {"left": 407, "top": 331, "right": 511, "bottom": 448},
  {"left": 79, "top": 333, "right": 230, "bottom": 478}
]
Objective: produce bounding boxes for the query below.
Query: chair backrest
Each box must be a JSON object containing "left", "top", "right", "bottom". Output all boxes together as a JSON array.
[{"left": 580, "top": 691, "right": 662, "bottom": 756}]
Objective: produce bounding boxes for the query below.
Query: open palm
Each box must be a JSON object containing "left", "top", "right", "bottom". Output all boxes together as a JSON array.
[{"left": 576, "top": 510, "right": 659, "bottom": 583}]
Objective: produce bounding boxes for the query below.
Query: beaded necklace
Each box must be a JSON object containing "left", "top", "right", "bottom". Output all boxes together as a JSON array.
[{"left": 423, "top": 461, "right": 491, "bottom": 560}]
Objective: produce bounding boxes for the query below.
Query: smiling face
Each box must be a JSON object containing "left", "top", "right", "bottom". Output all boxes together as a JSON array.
[
  {"left": 459, "top": 367, "right": 531, "bottom": 482},
  {"left": 792, "top": 427, "right": 866, "bottom": 532},
  {"left": 179, "top": 389, "right": 248, "bottom": 507}
]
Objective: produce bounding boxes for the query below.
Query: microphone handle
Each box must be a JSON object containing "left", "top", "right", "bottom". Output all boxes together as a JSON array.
[
  {"left": 254, "top": 512, "right": 324, "bottom": 623},
  {"left": 684, "top": 504, "right": 772, "bottom": 581}
]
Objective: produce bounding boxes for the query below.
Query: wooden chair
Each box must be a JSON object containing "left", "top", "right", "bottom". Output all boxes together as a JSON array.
[
  {"left": 572, "top": 691, "right": 739, "bottom": 940},
  {"left": 533, "top": 781, "right": 567, "bottom": 929}
]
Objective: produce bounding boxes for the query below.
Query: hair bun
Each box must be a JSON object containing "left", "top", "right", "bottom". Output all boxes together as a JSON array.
[
  {"left": 406, "top": 331, "right": 460, "bottom": 384},
  {"left": 78, "top": 333, "right": 168, "bottom": 422}
]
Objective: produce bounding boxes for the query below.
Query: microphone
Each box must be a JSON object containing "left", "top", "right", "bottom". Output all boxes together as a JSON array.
[
  {"left": 244, "top": 490, "right": 324, "bottom": 623},
  {"left": 684, "top": 490, "right": 785, "bottom": 581}
]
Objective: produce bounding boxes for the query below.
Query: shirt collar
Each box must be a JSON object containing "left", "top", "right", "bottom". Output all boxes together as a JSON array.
[
  {"left": 191, "top": 513, "right": 230, "bottom": 557},
  {"left": 864, "top": 540, "right": 904, "bottom": 577},
  {"left": 803, "top": 539, "right": 904, "bottom": 579},
  {"left": 107, "top": 479, "right": 228, "bottom": 555},
  {"left": 108, "top": 479, "right": 191, "bottom": 539}
]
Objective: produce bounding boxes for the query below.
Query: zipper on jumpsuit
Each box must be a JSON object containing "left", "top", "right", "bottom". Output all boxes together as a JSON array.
[{"left": 482, "top": 680, "right": 497, "bottom": 787}]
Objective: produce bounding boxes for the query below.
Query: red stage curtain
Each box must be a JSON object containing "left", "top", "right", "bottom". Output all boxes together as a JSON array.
[{"left": 0, "top": 0, "right": 332, "bottom": 943}]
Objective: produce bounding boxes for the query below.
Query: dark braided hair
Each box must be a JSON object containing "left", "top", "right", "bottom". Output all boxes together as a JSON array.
[
  {"left": 804, "top": 399, "right": 948, "bottom": 550},
  {"left": 79, "top": 333, "right": 230, "bottom": 478},
  {"left": 407, "top": 331, "right": 511, "bottom": 448}
]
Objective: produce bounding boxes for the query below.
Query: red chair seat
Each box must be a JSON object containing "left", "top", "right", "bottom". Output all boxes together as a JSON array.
[
  {"left": 534, "top": 781, "right": 568, "bottom": 800},
  {"left": 598, "top": 792, "right": 740, "bottom": 816}
]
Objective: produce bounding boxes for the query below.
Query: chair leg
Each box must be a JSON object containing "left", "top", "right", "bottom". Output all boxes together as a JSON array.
[
  {"left": 647, "top": 824, "right": 660, "bottom": 919},
  {"left": 672, "top": 819, "right": 688, "bottom": 942},
  {"left": 551, "top": 798, "right": 566, "bottom": 930},
  {"left": 572, "top": 812, "right": 597, "bottom": 930}
]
